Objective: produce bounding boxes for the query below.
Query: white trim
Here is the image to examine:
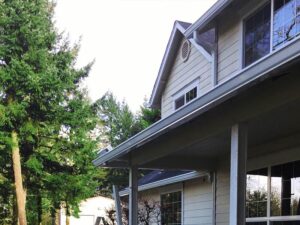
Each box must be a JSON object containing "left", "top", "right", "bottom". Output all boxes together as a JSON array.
[
  {"left": 189, "top": 38, "right": 212, "bottom": 62},
  {"left": 242, "top": 1, "right": 272, "bottom": 68},
  {"left": 150, "top": 21, "right": 191, "bottom": 108},
  {"left": 270, "top": 0, "right": 274, "bottom": 52},
  {"left": 184, "top": 0, "right": 233, "bottom": 37},
  {"left": 94, "top": 34, "right": 300, "bottom": 168},
  {"left": 160, "top": 188, "right": 183, "bottom": 225},
  {"left": 172, "top": 78, "right": 200, "bottom": 111},
  {"left": 119, "top": 171, "right": 208, "bottom": 197}
]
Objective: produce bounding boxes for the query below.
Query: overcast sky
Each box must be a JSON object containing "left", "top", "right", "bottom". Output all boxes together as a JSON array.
[{"left": 54, "top": 0, "right": 216, "bottom": 111}]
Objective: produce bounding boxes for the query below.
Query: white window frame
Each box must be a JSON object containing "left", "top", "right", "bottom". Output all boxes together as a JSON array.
[
  {"left": 246, "top": 160, "right": 300, "bottom": 225},
  {"left": 160, "top": 188, "right": 183, "bottom": 225},
  {"left": 172, "top": 79, "right": 200, "bottom": 111},
  {"left": 242, "top": 0, "right": 300, "bottom": 69}
]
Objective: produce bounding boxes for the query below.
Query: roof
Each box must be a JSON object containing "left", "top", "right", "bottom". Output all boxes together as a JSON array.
[
  {"left": 93, "top": 0, "right": 300, "bottom": 169},
  {"left": 119, "top": 170, "right": 209, "bottom": 196},
  {"left": 149, "top": 20, "right": 191, "bottom": 109},
  {"left": 184, "top": 0, "right": 233, "bottom": 37},
  {"left": 149, "top": 0, "right": 235, "bottom": 109},
  {"left": 138, "top": 170, "right": 190, "bottom": 186},
  {"left": 93, "top": 35, "right": 300, "bottom": 168}
]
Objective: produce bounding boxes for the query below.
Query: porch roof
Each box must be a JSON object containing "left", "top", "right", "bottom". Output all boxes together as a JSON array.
[{"left": 93, "top": 37, "right": 300, "bottom": 169}]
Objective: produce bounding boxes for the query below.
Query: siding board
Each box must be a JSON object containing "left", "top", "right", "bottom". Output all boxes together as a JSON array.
[{"left": 161, "top": 40, "right": 212, "bottom": 118}]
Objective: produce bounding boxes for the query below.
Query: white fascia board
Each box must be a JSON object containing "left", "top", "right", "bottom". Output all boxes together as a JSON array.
[
  {"left": 184, "top": 0, "right": 233, "bottom": 37},
  {"left": 119, "top": 171, "right": 209, "bottom": 197},
  {"left": 149, "top": 24, "right": 180, "bottom": 108},
  {"left": 149, "top": 22, "right": 189, "bottom": 108}
]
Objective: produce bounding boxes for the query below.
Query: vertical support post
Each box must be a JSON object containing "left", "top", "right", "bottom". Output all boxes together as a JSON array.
[
  {"left": 129, "top": 166, "right": 138, "bottom": 225},
  {"left": 211, "top": 172, "right": 217, "bottom": 225},
  {"left": 212, "top": 24, "right": 218, "bottom": 87},
  {"left": 230, "top": 124, "right": 247, "bottom": 225},
  {"left": 113, "top": 185, "right": 123, "bottom": 225}
]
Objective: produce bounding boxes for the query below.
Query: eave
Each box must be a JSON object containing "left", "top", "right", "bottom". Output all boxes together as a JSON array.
[
  {"left": 184, "top": 0, "right": 234, "bottom": 37},
  {"left": 119, "top": 171, "right": 209, "bottom": 197},
  {"left": 93, "top": 37, "right": 300, "bottom": 168}
]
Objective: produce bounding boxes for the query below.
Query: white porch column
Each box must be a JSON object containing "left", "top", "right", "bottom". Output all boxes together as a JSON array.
[
  {"left": 113, "top": 185, "right": 123, "bottom": 225},
  {"left": 129, "top": 166, "right": 138, "bottom": 225},
  {"left": 229, "top": 124, "right": 247, "bottom": 225}
]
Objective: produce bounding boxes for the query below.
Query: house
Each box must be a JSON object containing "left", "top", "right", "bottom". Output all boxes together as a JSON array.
[
  {"left": 94, "top": 0, "right": 300, "bottom": 225},
  {"left": 60, "top": 196, "right": 114, "bottom": 225},
  {"left": 119, "top": 170, "right": 212, "bottom": 225}
]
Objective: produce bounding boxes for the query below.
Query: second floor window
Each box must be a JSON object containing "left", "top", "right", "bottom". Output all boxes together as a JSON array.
[
  {"left": 174, "top": 86, "right": 198, "bottom": 110},
  {"left": 244, "top": 3, "right": 271, "bottom": 67},
  {"left": 273, "top": 0, "right": 300, "bottom": 49},
  {"left": 244, "top": 0, "right": 300, "bottom": 67}
]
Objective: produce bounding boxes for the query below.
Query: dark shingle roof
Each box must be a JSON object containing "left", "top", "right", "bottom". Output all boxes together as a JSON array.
[
  {"left": 176, "top": 21, "right": 191, "bottom": 30},
  {"left": 138, "top": 170, "right": 191, "bottom": 186}
]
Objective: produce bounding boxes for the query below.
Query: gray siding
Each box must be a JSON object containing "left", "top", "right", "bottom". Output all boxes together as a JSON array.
[
  {"left": 138, "top": 178, "right": 212, "bottom": 225},
  {"left": 161, "top": 39, "right": 212, "bottom": 118},
  {"left": 217, "top": 12, "right": 241, "bottom": 84},
  {"left": 216, "top": 161, "right": 230, "bottom": 225},
  {"left": 184, "top": 178, "right": 212, "bottom": 225}
]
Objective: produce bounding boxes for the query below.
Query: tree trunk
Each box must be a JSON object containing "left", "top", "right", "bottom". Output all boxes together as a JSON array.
[
  {"left": 11, "top": 131, "right": 27, "bottom": 225},
  {"left": 51, "top": 208, "right": 56, "bottom": 225},
  {"left": 37, "top": 193, "right": 42, "bottom": 225},
  {"left": 66, "top": 206, "right": 70, "bottom": 225},
  {"left": 12, "top": 193, "right": 18, "bottom": 225},
  {"left": 55, "top": 209, "right": 60, "bottom": 225}
]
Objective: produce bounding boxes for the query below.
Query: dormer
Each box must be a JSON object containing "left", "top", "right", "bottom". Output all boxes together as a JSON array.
[{"left": 150, "top": 21, "right": 217, "bottom": 118}]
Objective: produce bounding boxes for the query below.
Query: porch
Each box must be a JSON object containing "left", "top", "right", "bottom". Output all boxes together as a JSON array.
[{"left": 94, "top": 42, "right": 300, "bottom": 225}]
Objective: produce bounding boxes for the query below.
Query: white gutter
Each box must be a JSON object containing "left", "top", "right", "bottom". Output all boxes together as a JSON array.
[{"left": 119, "top": 171, "right": 209, "bottom": 197}]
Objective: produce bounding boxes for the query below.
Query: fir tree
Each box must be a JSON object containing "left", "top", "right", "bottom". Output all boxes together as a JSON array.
[{"left": 0, "top": 0, "right": 98, "bottom": 224}]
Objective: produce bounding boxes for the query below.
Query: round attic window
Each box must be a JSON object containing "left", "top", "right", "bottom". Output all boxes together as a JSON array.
[{"left": 181, "top": 40, "right": 191, "bottom": 62}]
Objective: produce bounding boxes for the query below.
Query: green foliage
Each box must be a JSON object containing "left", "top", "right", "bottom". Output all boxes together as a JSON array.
[
  {"left": 95, "top": 92, "right": 160, "bottom": 192},
  {"left": 0, "top": 0, "right": 99, "bottom": 223}
]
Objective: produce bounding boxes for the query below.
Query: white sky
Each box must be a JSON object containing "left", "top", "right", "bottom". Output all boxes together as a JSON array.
[{"left": 54, "top": 0, "right": 216, "bottom": 111}]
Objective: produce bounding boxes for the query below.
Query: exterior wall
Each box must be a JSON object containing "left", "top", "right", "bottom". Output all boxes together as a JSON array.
[
  {"left": 217, "top": 12, "right": 241, "bottom": 84},
  {"left": 215, "top": 160, "right": 230, "bottom": 225},
  {"left": 184, "top": 178, "right": 213, "bottom": 225},
  {"left": 161, "top": 39, "right": 212, "bottom": 118},
  {"left": 138, "top": 178, "right": 213, "bottom": 225},
  {"left": 159, "top": 1, "right": 273, "bottom": 118}
]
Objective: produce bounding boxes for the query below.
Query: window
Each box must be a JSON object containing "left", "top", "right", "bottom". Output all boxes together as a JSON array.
[
  {"left": 243, "top": 0, "right": 300, "bottom": 67},
  {"left": 161, "top": 191, "right": 182, "bottom": 225},
  {"left": 271, "top": 161, "right": 300, "bottom": 217},
  {"left": 244, "top": 3, "right": 271, "bottom": 67},
  {"left": 246, "top": 160, "right": 300, "bottom": 225},
  {"left": 246, "top": 168, "right": 268, "bottom": 218},
  {"left": 174, "top": 86, "right": 198, "bottom": 110},
  {"left": 273, "top": 0, "right": 300, "bottom": 49}
]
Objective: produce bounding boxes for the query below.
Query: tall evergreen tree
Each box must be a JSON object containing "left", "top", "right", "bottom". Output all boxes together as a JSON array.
[{"left": 0, "top": 0, "right": 98, "bottom": 224}]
